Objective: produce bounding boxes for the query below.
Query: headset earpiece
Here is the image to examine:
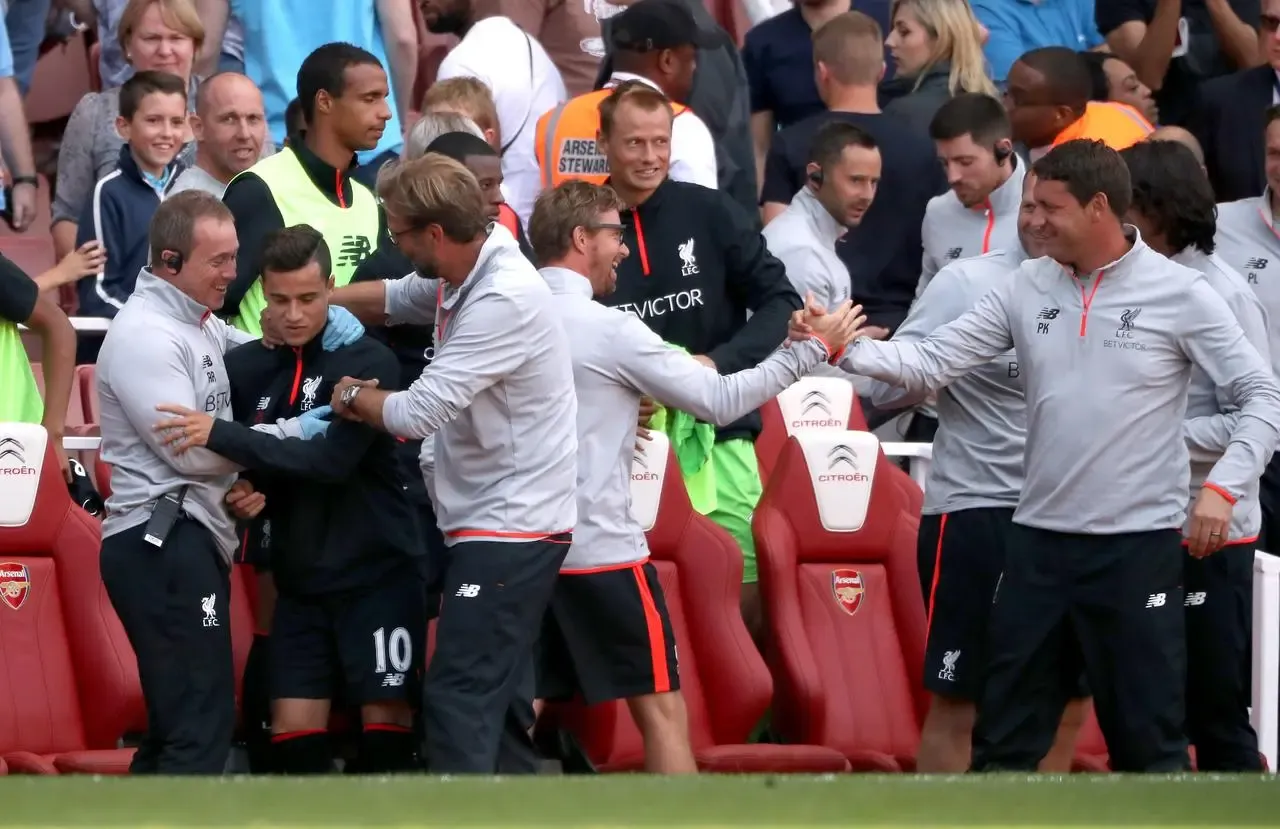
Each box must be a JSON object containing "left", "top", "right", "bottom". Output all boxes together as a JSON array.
[
  {"left": 808, "top": 169, "right": 824, "bottom": 186},
  {"left": 993, "top": 143, "right": 1013, "bottom": 164},
  {"left": 162, "top": 251, "right": 184, "bottom": 272}
]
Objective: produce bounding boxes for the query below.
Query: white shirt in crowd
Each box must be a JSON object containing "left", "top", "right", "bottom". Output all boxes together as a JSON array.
[
  {"left": 605, "top": 72, "right": 718, "bottom": 191},
  {"left": 437, "top": 15, "right": 569, "bottom": 228}
]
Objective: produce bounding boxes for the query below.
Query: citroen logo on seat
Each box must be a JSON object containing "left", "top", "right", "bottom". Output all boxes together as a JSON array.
[
  {"left": 801, "top": 391, "right": 833, "bottom": 417},
  {"left": 827, "top": 444, "right": 858, "bottom": 470},
  {"left": 0, "top": 437, "right": 25, "bottom": 464}
]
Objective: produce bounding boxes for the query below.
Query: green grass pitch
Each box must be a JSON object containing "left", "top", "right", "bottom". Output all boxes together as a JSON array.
[{"left": 0, "top": 773, "right": 1277, "bottom": 827}]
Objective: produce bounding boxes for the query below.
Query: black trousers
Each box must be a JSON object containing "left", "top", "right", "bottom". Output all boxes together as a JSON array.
[
  {"left": 1185, "top": 543, "right": 1262, "bottom": 771},
  {"left": 972, "top": 525, "right": 1189, "bottom": 773},
  {"left": 100, "top": 518, "right": 235, "bottom": 774},
  {"left": 422, "top": 534, "right": 567, "bottom": 774}
]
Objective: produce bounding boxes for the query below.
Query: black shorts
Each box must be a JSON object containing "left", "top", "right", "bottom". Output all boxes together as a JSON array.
[
  {"left": 538, "top": 561, "right": 680, "bottom": 705},
  {"left": 270, "top": 571, "right": 426, "bottom": 706},
  {"left": 916, "top": 508, "right": 1012, "bottom": 700}
]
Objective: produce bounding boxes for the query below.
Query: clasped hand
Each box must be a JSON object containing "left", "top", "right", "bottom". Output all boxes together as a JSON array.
[{"left": 787, "top": 293, "right": 872, "bottom": 354}]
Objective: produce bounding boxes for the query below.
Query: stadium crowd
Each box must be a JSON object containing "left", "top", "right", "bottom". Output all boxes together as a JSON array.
[{"left": 1, "top": 0, "right": 1279, "bottom": 778}]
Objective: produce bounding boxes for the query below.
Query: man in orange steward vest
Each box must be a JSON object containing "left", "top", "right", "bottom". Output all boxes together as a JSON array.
[
  {"left": 535, "top": 0, "right": 717, "bottom": 191},
  {"left": 1005, "top": 46, "right": 1153, "bottom": 160}
]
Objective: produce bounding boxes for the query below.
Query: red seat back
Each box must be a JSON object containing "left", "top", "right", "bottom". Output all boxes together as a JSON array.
[
  {"left": 76, "top": 365, "right": 99, "bottom": 427},
  {"left": 753, "top": 430, "right": 926, "bottom": 764},
  {"left": 562, "top": 432, "right": 773, "bottom": 768},
  {"left": 757, "top": 378, "right": 868, "bottom": 484},
  {"left": 29, "top": 362, "right": 89, "bottom": 430},
  {"left": 0, "top": 424, "right": 93, "bottom": 754}
]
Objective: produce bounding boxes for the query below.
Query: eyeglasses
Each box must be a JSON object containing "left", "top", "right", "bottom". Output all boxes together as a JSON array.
[{"left": 387, "top": 223, "right": 424, "bottom": 247}]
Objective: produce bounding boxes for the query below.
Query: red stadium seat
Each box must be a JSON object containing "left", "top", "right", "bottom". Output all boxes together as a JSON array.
[
  {"left": 29, "top": 362, "right": 91, "bottom": 431},
  {"left": 753, "top": 430, "right": 927, "bottom": 771},
  {"left": 0, "top": 423, "right": 135, "bottom": 774},
  {"left": 0, "top": 756, "right": 6, "bottom": 774},
  {"left": 558, "top": 432, "right": 851, "bottom": 773},
  {"left": 1072, "top": 706, "right": 1109, "bottom": 772},
  {"left": 75, "top": 365, "right": 98, "bottom": 426},
  {"left": 756, "top": 378, "right": 868, "bottom": 485}
]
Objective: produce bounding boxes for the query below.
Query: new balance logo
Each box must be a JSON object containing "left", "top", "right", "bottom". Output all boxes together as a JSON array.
[
  {"left": 455, "top": 584, "right": 480, "bottom": 598},
  {"left": 1037, "top": 307, "right": 1060, "bottom": 320},
  {"left": 945, "top": 247, "right": 963, "bottom": 259},
  {"left": 256, "top": 397, "right": 271, "bottom": 411},
  {"left": 381, "top": 673, "right": 406, "bottom": 687},
  {"left": 1145, "top": 593, "right": 1167, "bottom": 609},
  {"left": 1185, "top": 591, "right": 1207, "bottom": 607},
  {"left": 1246, "top": 257, "right": 1269, "bottom": 270}
]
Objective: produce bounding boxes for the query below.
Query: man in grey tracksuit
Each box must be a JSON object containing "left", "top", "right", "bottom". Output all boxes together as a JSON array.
[
  {"left": 527, "top": 180, "right": 857, "bottom": 773},
  {"left": 1213, "top": 106, "right": 1280, "bottom": 552},
  {"left": 1122, "top": 140, "right": 1269, "bottom": 772},
  {"left": 823, "top": 140, "right": 1280, "bottom": 772},
  {"left": 328, "top": 154, "right": 578, "bottom": 774},
  {"left": 860, "top": 168, "right": 1082, "bottom": 773},
  {"left": 97, "top": 193, "right": 360, "bottom": 774}
]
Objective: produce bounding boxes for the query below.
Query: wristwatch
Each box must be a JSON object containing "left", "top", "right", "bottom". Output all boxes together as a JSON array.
[
  {"left": 11, "top": 175, "right": 37, "bottom": 189},
  {"left": 340, "top": 384, "right": 363, "bottom": 408}
]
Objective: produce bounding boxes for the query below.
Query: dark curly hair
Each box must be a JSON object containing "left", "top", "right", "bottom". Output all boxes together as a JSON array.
[{"left": 1119, "top": 141, "right": 1216, "bottom": 255}]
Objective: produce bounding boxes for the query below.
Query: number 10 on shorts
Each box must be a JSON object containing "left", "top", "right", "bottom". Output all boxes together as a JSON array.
[{"left": 373, "top": 626, "right": 413, "bottom": 674}]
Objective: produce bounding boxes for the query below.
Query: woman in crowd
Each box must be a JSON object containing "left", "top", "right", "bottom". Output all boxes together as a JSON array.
[
  {"left": 880, "top": 0, "right": 996, "bottom": 134},
  {"left": 51, "top": 0, "right": 202, "bottom": 260}
]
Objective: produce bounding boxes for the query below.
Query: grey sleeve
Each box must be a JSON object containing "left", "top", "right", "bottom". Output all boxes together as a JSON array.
[
  {"left": 838, "top": 279, "right": 1015, "bottom": 394},
  {"left": 110, "top": 337, "right": 242, "bottom": 477},
  {"left": 865, "top": 264, "right": 973, "bottom": 411},
  {"left": 384, "top": 272, "right": 439, "bottom": 327},
  {"left": 1178, "top": 281, "right": 1280, "bottom": 501},
  {"left": 1184, "top": 291, "right": 1271, "bottom": 462},
  {"left": 381, "top": 292, "right": 528, "bottom": 440},
  {"left": 915, "top": 210, "right": 941, "bottom": 301},
  {"left": 52, "top": 93, "right": 104, "bottom": 225},
  {"left": 612, "top": 313, "right": 829, "bottom": 426}
]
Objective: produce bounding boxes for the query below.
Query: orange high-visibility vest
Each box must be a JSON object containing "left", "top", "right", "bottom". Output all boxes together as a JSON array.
[
  {"left": 535, "top": 88, "right": 689, "bottom": 190},
  {"left": 1051, "top": 101, "right": 1153, "bottom": 152},
  {"left": 498, "top": 202, "right": 520, "bottom": 238}
]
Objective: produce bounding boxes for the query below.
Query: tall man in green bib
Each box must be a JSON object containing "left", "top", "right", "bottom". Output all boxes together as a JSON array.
[
  {"left": 221, "top": 43, "right": 389, "bottom": 335},
  {"left": 0, "top": 254, "right": 77, "bottom": 481},
  {"left": 595, "top": 83, "right": 801, "bottom": 641}
]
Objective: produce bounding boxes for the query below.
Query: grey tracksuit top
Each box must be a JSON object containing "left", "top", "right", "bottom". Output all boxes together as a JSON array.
[
  {"left": 917, "top": 156, "right": 1027, "bottom": 300},
  {"left": 1175, "top": 247, "right": 1271, "bottom": 543},
  {"left": 97, "top": 270, "right": 257, "bottom": 563},
  {"left": 381, "top": 225, "right": 579, "bottom": 546},
  {"left": 1215, "top": 191, "right": 1280, "bottom": 379},
  {"left": 840, "top": 232, "right": 1280, "bottom": 534},
  {"left": 762, "top": 186, "right": 851, "bottom": 312},
  {"left": 865, "top": 248, "right": 1025, "bottom": 515},
  {"left": 541, "top": 266, "right": 830, "bottom": 571}
]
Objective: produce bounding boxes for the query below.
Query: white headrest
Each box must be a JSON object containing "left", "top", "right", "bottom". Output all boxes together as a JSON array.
[
  {"left": 629, "top": 430, "right": 671, "bottom": 533},
  {"left": 0, "top": 423, "right": 46, "bottom": 528},
  {"left": 793, "top": 428, "right": 879, "bottom": 533},
  {"left": 775, "top": 377, "right": 854, "bottom": 434}
]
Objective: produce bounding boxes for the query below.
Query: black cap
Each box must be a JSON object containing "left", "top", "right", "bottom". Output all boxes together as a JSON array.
[{"left": 608, "top": 0, "right": 717, "bottom": 52}]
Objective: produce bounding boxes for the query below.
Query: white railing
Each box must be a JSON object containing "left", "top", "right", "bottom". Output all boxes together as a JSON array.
[
  {"left": 52, "top": 435, "right": 1280, "bottom": 769},
  {"left": 18, "top": 317, "right": 111, "bottom": 334}
]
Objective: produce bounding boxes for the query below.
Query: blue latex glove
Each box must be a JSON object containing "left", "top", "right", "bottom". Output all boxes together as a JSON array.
[
  {"left": 322, "top": 307, "right": 364, "bottom": 351},
  {"left": 299, "top": 405, "right": 333, "bottom": 440}
]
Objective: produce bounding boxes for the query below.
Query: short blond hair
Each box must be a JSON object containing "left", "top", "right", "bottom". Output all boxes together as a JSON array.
[
  {"left": 376, "top": 154, "right": 490, "bottom": 243},
  {"left": 528, "top": 181, "right": 626, "bottom": 266},
  {"left": 423, "top": 77, "right": 501, "bottom": 144},
  {"left": 118, "top": 0, "right": 205, "bottom": 58},
  {"left": 812, "top": 12, "right": 884, "bottom": 86},
  {"left": 598, "top": 80, "right": 673, "bottom": 139}
]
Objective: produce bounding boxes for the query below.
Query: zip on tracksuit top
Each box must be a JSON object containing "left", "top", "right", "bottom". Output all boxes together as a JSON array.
[
  {"left": 204, "top": 329, "right": 421, "bottom": 596},
  {"left": 541, "top": 266, "right": 832, "bottom": 571},
  {"left": 602, "top": 177, "right": 802, "bottom": 442},
  {"left": 1175, "top": 247, "right": 1272, "bottom": 544},
  {"left": 916, "top": 155, "right": 1027, "bottom": 301},
  {"left": 76, "top": 145, "right": 184, "bottom": 318},
  {"left": 380, "top": 224, "right": 578, "bottom": 546},
  {"left": 96, "top": 270, "right": 289, "bottom": 565},
  {"left": 863, "top": 248, "right": 1026, "bottom": 516},
  {"left": 838, "top": 232, "right": 1280, "bottom": 534}
]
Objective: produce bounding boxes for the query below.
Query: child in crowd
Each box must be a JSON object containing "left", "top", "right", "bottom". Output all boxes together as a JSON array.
[{"left": 76, "top": 70, "right": 189, "bottom": 321}]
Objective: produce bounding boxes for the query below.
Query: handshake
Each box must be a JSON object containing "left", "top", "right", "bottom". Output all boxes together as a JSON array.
[{"left": 787, "top": 292, "right": 884, "bottom": 356}]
